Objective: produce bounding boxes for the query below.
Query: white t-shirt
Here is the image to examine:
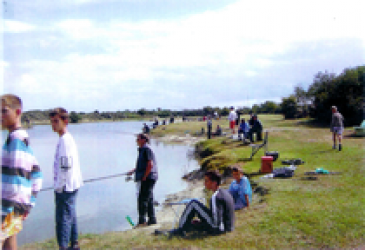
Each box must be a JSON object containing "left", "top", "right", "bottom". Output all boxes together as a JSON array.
[
  {"left": 54, "top": 132, "right": 83, "bottom": 192},
  {"left": 228, "top": 110, "right": 237, "bottom": 122}
]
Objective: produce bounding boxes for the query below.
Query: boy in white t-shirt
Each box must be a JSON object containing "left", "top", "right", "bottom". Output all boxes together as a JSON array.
[{"left": 50, "top": 108, "right": 83, "bottom": 250}]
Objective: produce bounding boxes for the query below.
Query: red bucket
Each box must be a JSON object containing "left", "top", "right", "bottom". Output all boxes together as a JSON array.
[{"left": 261, "top": 156, "right": 273, "bottom": 173}]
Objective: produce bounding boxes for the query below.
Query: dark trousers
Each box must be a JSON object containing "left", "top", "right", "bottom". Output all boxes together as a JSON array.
[
  {"left": 248, "top": 128, "right": 262, "bottom": 142},
  {"left": 207, "top": 125, "right": 212, "bottom": 139},
  {"left": 138, "top": 179, "right": 156, "bottom": 224},
  {"left": 178, "top": 200, "right": 218, "bottom": 233},
  {"left": 55, "top": 190, "right": 79, "bottom": 248}
]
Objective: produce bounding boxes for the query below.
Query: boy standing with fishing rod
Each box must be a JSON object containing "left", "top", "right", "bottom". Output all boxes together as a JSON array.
[
  {"left": 1, "top": 94, "right": 43, "bottom": 250},
  {"left": 49, "top": 108, "right": 83, "bottom": 250},
  {"left": 127, "top": 133, "right": 158, "bottom": 227}
]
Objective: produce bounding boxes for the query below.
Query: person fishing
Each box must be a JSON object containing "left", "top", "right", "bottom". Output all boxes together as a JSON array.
[{"left": 127, "top": 133, "right": 158, "bottom": 227}]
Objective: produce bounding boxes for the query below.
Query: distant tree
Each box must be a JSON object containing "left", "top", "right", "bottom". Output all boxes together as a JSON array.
[
  {"left": 203, "top": 106, "right": 213, "bottom": 115},
  {"left": 220, "top": 107, "right": 230, "bottom": 116},
  {"left": 70, "top": 111, "right": 82, "bottom": 123},
  {"left": 308, "top": 66, "right": 364, "bottom": 125},
  {"left": 281, "top": 96, "right": 298, "bottom": 119},
  {"left": 260, "top": 101, "right": 279, "bottom": 114},
  {"left": 158, "top": 109, "right": 172, "bottom": 118},
  {"left": 252, "top": 104, "right": 260, "bottom": 114},
  {"left": 137, "top": 108, "right": 147, "bottom": 116},
  {"left": 237, "top": 106, "right": 251, "bottom": 114}
]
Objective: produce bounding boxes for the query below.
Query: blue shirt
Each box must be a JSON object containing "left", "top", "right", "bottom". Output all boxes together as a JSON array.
[
  {"left": 228, "top": 176, "right": 252, "bottom": 209},
  {"left": 239, "top": 122, "right": 250, "bottom": 132}
]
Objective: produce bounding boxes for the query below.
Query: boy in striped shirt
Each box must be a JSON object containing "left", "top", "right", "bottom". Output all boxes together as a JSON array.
[{"left": 1, "top": 94, "right": 43, "bottom": 249}]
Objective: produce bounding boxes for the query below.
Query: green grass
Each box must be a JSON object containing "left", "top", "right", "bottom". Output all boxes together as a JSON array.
[{"left": 21, "top": 115, "right": 365, "bottom": 249}]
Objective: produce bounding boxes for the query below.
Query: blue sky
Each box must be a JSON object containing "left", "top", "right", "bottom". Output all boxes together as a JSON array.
[{"left": 1, "top": 0, "right": 364, "bottom": 112}]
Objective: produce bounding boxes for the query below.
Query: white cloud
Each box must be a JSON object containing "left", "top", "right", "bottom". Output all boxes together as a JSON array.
[
  {"left": 48, "top": 0, "right": 364, "bottom": 73},
  {"left": 5, "top": 0, "right": 365, "bottom": 111},
  {"left": 0, "top": 61, "right": 10, "bottom": 68},
  {"left": 55, "top": 19, "right": 94, "bottom": 40},
  {"left": 19, "top": 74, "right": 39, "bottom": 91},
  {"left": 3, "top": 20, "right": 35, "bottom": 33}
]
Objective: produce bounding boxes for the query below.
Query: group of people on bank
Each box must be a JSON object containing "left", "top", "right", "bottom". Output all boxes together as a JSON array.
[
  {"left": 207, "top": 106, "right": 263, "bottom": 142},
  {"left": 1, "top": 94, "right": 253, "bottom": 249}
]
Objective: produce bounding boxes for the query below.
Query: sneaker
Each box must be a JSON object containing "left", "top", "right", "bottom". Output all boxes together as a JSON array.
[
  {"left": 168, "top": 228, "right": 186, "bottom": 237},
  {"left": 147, "top": 220, "right": 157, "bottom": 226},
  {"left": 154, "top": 229, "right": 168, "bottom": 236},
  {"left": 68, "top": 242, "right": 80, "bottom": 250},
  {"left": 339, "top": 144, "right": 342, "bottom": 151}
]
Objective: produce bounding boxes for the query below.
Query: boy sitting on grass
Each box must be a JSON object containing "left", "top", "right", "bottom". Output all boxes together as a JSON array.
[
  {"left": 228, "top": 167, "right": 252, "bottom": 210},
  {"left": 167, "top": 170, "right": 235, "bottom": 237}
]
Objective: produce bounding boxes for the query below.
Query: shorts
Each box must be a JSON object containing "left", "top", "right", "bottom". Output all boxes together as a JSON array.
[
  {"left": 332, "top": 127, "right": 343, "bottom": 135},
  {"left": 230, "top": 121, "right": 235, "bottom": 129},
  {"left": 1, "top": 212, "right": 23, "bottom": 240}
]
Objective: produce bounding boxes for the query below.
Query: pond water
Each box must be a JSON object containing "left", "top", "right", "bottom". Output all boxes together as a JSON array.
[{"left": 1, "top": 121, "right": 199, "bottom": 246}]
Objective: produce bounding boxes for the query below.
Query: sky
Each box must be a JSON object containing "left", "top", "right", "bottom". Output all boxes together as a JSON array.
[{"left": 1, "top": 0, "right": 364, "bottom": 112}]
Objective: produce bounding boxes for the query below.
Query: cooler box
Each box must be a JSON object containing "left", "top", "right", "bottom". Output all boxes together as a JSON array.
[
  {"left": 265, "top": 151, "right": 279, "bottom": 161},
  {"left": 261, "top": 156, "right": 273, "bottom": 173}
]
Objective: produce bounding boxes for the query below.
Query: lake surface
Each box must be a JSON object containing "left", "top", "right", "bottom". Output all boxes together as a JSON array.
[{"left": 1, "top": 121, "right": 199, "bottom": 246}]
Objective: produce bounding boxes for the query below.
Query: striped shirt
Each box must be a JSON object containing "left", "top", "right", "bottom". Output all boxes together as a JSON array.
[
  {"left": 2, "top": 129, "right": 42, "bottom": 221},
  {"left": 210, "top": 188, "right": 235, "bottom": 232}
]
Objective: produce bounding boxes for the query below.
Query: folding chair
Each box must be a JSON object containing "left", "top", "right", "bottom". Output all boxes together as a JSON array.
[{"left": 249, "top": 131, "right": 268, "bottom": 160}]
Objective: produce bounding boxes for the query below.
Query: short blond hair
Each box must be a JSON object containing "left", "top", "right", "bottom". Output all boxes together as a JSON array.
[{"left": 1, "top": 94, "right": 22, "bottom": 110}]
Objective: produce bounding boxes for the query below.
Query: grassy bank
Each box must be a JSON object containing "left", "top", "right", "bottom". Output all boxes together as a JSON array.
[{"left": 21, "top": 115, "right": 364, "bottom": 249}]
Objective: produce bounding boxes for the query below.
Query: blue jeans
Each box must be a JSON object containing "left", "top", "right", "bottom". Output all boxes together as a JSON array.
[{"left": 55, "top": 190, "right": 79, "bottom": 248}]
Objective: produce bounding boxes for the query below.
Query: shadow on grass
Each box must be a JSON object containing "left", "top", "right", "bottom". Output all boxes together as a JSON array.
[
  {"left": 295, "top": 119, "right": 328, "bottom": 128},
  {"left": 166, "top": 230, "right": 236, "bottom": 241},
  {"left": 238, "top": 157, "right": 252, "bottom": 162},
  {"left": 343, "top": 133, "right": 365, "bottom": 139}
]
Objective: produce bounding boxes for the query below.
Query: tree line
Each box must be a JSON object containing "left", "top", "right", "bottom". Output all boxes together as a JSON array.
[
  {"left": 281, "top": 65, "right": 364, "bottom": 126},
  {"left": 21, "top": 65, "right": 363, "bottom": 126},
  {"left": 21, "top": 103, "right": 282, "bottom": 125}
]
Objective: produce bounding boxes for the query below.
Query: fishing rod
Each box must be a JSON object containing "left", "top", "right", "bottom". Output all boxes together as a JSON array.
[{"left": 40, "top": 172, "right": 133, "bottom": 192}]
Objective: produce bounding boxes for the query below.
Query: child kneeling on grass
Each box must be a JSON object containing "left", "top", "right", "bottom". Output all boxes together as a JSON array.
[{"left": 228, "top": 167, "right": 252, "bottom": 210}]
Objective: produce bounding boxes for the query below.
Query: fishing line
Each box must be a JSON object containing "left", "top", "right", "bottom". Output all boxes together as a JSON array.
[{"left": 40, "top": 172, "right": 132, "bottom": 192}]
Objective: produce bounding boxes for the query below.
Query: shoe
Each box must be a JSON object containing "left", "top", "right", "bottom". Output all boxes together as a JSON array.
[
  {"left": 339, "top": 144, "right": 342, "bottom": 151},
  {"left": 147, "top": 220, "right": 157, "bottom": 226},
  {"left": 168, "top": 228, "right": 186, "bottom": 237},
  {"left": 134, "top": 222, "right": 148, "bottom": 229},
  {"left": 332, "top": 145, "right": 336, "bottom": 149},
  {"left": 154, "top": 229, "right": 168, "bottom": 236},
  {"left": 68, "top": 242, "right": 80, "bottom": 250}
]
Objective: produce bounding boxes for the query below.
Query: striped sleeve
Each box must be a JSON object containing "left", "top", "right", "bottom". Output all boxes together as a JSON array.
[{"left": 30, "top": 161, "right": 42, "bottom": 208}]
